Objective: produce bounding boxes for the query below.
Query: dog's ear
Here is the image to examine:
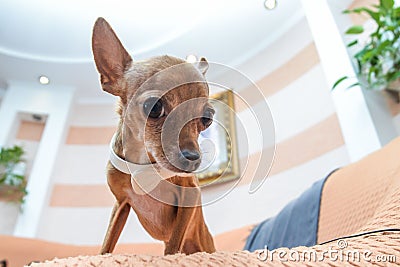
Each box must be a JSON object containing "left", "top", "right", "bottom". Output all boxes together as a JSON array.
[
  {"left": 197, "top": 57, "right": 209, "bottom": 75},
  {"left": 92, "top": 17, "right": 132, "bottom": 96}
]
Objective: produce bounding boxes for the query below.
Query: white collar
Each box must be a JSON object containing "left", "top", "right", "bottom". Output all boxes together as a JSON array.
[
  {"left": 109, "top": 133, "right": 193, "bottom": 177},
  {"left": 109, "top": 134, "right": 193, "bottom": 194},
  {"left": 109, "top": 133, "right": 150, "bottom": 175}
]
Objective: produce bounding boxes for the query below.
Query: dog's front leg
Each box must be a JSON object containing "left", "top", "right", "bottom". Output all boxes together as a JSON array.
[
  {"left": 164, "top": 205, "right": 197, "bottom": 255},
  {"left": 100, "top": 200, "right": 130, "bottom": 254},
  {"left": 164, "top": 183, "right": 202, "bottom": 255}
]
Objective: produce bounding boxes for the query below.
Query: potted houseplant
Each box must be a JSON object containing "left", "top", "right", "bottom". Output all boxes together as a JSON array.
[
  {"left": 333, "top": 0, "right": 400, "bottom": 91},
  {"left": 0, "top": 145, "right": 27, "bottom": 204}
]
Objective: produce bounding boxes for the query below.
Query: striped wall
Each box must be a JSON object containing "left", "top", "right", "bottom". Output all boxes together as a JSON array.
[{"left": 29, "top": 16, "right": 350, "bottom": 245}]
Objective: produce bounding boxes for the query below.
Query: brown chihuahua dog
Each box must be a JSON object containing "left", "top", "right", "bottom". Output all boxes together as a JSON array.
[{"left": 92, "top": 18, "right": 216, "bottom": 255}]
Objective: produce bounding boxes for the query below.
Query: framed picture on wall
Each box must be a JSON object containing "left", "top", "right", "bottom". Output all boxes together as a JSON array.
[{"left": 195, "top": 89, "right": 240, "bottom": 186}]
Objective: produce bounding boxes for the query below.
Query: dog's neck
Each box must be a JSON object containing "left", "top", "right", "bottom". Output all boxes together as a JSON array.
[
  {"left": 112, "top": 117, "right": 152, "bottom": 164},
  {"left": 109, "top": 131, "right": 193, "bottom": 194},
  {"left": 110, "top": 115, "right": 154, "bottom": 174},
  {"left": 110, "top": 119, "right": 194, "bottom": 185},
  {"left": 109, "top": 132, "right": 150, "bottom": 175}
]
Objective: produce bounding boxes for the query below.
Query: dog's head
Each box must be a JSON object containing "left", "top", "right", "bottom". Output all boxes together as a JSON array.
[{"left": 92, "top": 18, "right": 214, "bottom": 173}]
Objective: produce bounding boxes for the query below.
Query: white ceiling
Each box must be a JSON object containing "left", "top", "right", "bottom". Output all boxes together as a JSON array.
[{"left": 0, "top": 0, "right": 304, "bottom": 102}]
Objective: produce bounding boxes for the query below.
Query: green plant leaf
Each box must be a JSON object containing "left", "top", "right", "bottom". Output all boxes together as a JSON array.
[
  {"left": 362, "top": 9, "right": 381, "bottom": 25},
  {"left": 0, "top": 145, "right": 27, "bottom": 204},
  {"left": 343, "top": 7, "right": 382, "bottom": 27},
  {"left": 361, "top": 49, "right": 376, "bottom": 62},
  {"left": 332, "top": 76, "right": 349, "bottom": 90},
  {"left": 347, "top": 40, "right": 358, "bottom": 47},
  {"left": 346, "top": 82, "right": 361, "bottom": 90},
  {"left": 381, "top": 0, "right": 394, "bottom": 10},
  {"left": 346, "top": 25, "right": 364, "bottom": 34},
  {"left": 394, "top": 7, "right": 400, "bottom": 17},
  {"left": 354, "top": 7, "right": 381, "bottom": 23},
  {"left": 354, "top": 47, "right": 370, "bottom": 62},
  {"left": 388, "top": 71, "right": 400, "bottom": 82}
]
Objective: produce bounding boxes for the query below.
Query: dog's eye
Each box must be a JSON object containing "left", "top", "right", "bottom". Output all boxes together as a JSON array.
[
  {"left": 143, "top": 97, "right": 165, "bottom": 118},
  {"left": 201, "top": 108, "right": 214, "bottom": 127}
]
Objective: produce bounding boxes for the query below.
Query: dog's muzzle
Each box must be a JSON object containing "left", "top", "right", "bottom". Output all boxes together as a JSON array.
[{"left": 176, "top": 149, "right": 201, "bottom": 172}]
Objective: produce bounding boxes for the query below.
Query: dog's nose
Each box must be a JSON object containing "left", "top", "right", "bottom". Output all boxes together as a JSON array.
[{"left": 181, "top": 149, "right": 200, "bottom": 161}]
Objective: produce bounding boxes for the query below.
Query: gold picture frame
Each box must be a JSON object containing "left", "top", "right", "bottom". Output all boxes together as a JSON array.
[{"left": 196, "top": 89, "right": 240, "bottom": 186}]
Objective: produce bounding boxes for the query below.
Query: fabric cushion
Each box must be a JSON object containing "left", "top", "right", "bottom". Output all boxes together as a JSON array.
[{"left": 244, "top": 170, "right": 337, "bottom": 251}]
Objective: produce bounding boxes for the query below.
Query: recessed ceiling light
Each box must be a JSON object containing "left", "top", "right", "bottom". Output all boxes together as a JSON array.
[
  {"left": 264, "top": 0, "right": 277, "bottom": 10},
  {"left": 186, "top": 55, "right": 197, "bottom": 63},
  {"left": 39, "top": 75, "right": 50, "bottom": 85}
]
